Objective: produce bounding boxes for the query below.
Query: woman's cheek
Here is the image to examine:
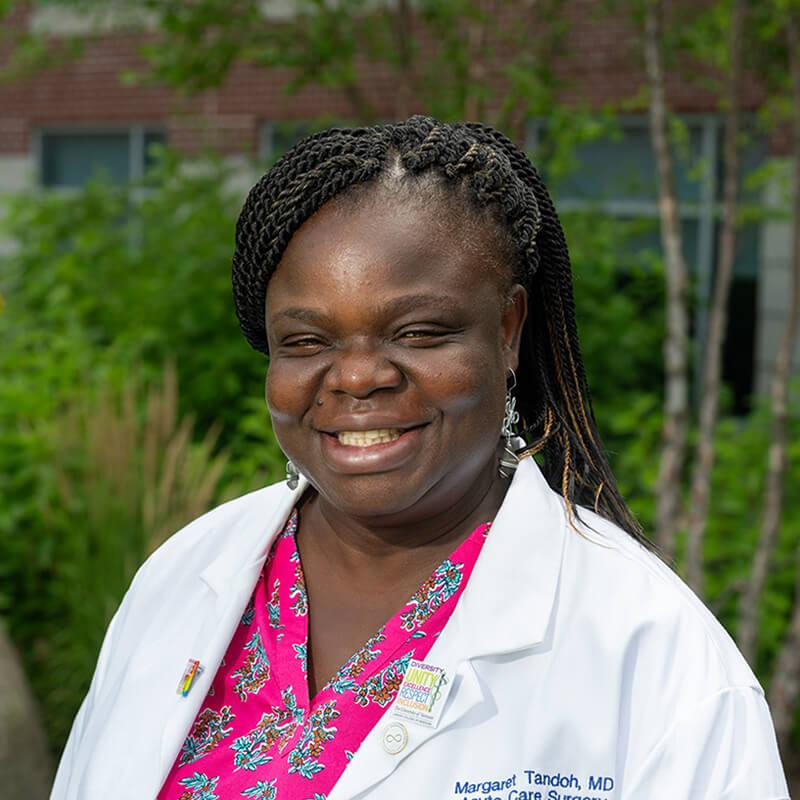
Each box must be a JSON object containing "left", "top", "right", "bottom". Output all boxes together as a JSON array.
[
  {"left": 265, "top": 358, "right": 322, "bottom": 424},
  {"left": 411, "top": 347, "right": 503, "bottom": 416}
]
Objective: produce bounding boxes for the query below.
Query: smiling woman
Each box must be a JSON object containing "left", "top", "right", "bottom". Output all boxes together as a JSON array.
[{"left": 52, "top": 117, "right": 788, "bottom": 800}]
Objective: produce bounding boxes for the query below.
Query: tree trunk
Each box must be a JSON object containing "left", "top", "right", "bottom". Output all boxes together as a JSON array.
[
  {"left": 644, "top": 0, "right": 690, "bottom": 563},
  {"left": 739, "top": 104, "right": 800, "bottom": 663},
  {"left": 391, "top": 0, "right": 416, "bottom": 120},
  {"left": 765, "top": 11, "right": 800, "bottom": 753},
  {"left": 342, "top": 81, "right": 377, "bottom": 125},
  {"left": 685, "top": 0, "right": 746, "bottom": 596},
  {"left": 771, "top": 556, "right": 800, "bottom": 754},
  {"left": 0, "top": 620, "right": 53, "bottom": 799},
  {"left": 464, "top": 0, "right": 496, "bottom": 121}
]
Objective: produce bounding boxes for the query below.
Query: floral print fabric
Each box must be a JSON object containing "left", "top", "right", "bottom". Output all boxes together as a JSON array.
[{"left": 157, "top": 508, "right": 491, "bottom": 800}]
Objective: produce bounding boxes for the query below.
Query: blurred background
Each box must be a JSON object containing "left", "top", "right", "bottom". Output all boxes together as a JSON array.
[{"left": 0, "top": 0, "right": 798, "bottom": 795}]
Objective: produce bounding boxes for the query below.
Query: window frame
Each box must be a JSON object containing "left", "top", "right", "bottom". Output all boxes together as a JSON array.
[
  {"left": 33, "top": 123, "right": 167, "bottom": 189},
  {"left": 258, "top": 118, "right": 364, "bottom": 164}
]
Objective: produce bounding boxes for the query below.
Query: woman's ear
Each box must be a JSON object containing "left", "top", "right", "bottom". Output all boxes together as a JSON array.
[{"left": 501, "top": 283, "right": 528, "bottom": 373}]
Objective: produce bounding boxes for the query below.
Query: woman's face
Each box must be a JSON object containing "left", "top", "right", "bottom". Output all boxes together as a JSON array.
[{"left": 264, "top": 187, "right": 527, "bottom": 522}]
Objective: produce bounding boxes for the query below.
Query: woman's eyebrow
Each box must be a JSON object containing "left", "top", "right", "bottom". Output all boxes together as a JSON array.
[
  {"left": 272, "top": 307, "right": 328, "bottom": 324},
  {"left": 271, "top": 294, "right": 459, "bottom": 325},
  {"left": 378, "top": 293, "right": 459, "bottom": 317}
]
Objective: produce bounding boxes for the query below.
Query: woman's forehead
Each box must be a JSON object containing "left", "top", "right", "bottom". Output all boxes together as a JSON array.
[{"left": 268, "top": 188, "right": 512, "bottom": 304}]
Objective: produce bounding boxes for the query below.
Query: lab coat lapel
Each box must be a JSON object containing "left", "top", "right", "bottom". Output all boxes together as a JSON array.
[
  {"left": 153, "top": 572, "right": 261, "bottom": 792},
  {"left": 153, "top": 477, "right": 309, "bottom": 791},
  {"left": 328, "top": 458, "right": 567, "bottom": 800},
  {"left": 451, "top": 456, "right": 567, "bottom": 659}
]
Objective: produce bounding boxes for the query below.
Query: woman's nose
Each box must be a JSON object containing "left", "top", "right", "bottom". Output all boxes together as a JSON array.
[{"left": 322, "top": 342, "right": 404, "bottom": 398}]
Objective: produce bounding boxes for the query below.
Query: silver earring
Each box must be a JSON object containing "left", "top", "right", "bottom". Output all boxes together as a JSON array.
[
  {"left": 285, "top": 460, "right": 300, "bottom": 490},
  {"left": 499, "top": 369, "right": 520, "bottom": 479}
]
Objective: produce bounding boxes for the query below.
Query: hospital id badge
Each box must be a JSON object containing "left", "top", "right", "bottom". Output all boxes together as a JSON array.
[{"left": 391, "top": 658, "right": 453, "bottom": 729}]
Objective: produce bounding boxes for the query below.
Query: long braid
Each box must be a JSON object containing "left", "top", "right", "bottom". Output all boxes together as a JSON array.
[
  {"left": 232, "top": 115, "right": 648, "bottom": 547},
  {"left": 462, "top": 121, "right": 643, "bottom": 540}
]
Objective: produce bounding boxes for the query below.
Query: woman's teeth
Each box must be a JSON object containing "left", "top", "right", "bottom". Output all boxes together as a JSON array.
[{"left": 336, "top": 429, "right": 402, "bottom": 447}]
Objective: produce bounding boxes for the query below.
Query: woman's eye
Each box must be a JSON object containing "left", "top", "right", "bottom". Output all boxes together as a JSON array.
[
  {"left": 283, "top": 336, "right": 326, "bottom": 350},
  {"left": 396, "top": 329, "right": 449, "bottom": 343}
]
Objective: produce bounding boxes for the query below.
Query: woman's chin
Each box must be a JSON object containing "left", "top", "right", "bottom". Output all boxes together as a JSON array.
[
  {"left": 306, "top": 469, "right": 441, "bottom": 524},
  {"left": 299, "top": 435, "right": 500, "bottom": 525}
]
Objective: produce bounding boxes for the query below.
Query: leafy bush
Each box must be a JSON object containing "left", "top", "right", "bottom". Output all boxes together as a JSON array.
[
  {"left": 0, "top": 152, "right": 285, "bottom": 749},
  {"left": 1, "top": 150, "right": 268, "bottom": 442},
  {"left": 563, "top": 211, "right": 666, "bottom": 418}
]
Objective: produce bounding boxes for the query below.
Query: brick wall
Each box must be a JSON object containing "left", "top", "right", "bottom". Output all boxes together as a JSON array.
[{"left": 0, "top": 0, "right": 783, "bottom": 159}]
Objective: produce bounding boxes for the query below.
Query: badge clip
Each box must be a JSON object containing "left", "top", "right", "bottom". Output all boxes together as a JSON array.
[{"left": 177, "top": 658, "right": 204, "bottom": 697}]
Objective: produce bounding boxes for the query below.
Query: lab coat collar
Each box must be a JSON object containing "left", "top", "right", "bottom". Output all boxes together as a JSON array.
[
  {"left": 449, "top": 454, "right": 567, "bottom": 658},
  {"left": 199, "top": 455, "right": 566, "bottom": 633},
  {"left": 197, "top": 478, "right": 309, "bottom": 596}
]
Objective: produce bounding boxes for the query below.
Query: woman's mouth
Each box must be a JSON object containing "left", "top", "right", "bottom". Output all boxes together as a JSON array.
[
  {"left": 319, "top": 425, "right": 428, "bottom": 473},
  {"left": 336, "top": 429, "right": 402, "bottom": 447}
]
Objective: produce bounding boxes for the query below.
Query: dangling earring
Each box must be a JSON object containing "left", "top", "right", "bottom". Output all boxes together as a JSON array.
[
  {"left": 285, "top": 460, "right": 300, "bottom": 490},
  {"left": 498, "top": 369, "right": 521, "bottom": 479}
]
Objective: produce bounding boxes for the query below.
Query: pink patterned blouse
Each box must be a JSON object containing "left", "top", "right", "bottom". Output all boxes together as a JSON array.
[{"left": 157, "top": 507, "right": 491, "bottom": 800}]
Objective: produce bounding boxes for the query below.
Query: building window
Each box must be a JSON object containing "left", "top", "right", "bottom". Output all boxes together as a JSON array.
[
  {"left": 527, "top": 115, "right": 766, "bottom": 414},
  {"left": 259, "top": 119, "right": 357, "bottom": 163},
  {"left": 37, "top": 126, "right": 166, "bottom": 188},
  {"left": 260, "top": 121, "right": 317, "bottom": 162}
]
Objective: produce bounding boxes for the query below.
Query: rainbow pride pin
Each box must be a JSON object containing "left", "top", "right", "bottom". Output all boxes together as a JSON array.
[{"left": 177, "top": 658, "right": 204, "bottom": 697}]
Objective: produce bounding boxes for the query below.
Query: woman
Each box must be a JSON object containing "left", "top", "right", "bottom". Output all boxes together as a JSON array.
[{"left": 52, "top": 116, "right": 788, "bottom": 799}]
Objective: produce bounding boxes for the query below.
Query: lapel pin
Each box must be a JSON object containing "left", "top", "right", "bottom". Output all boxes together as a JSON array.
[
  {"left": 177, "top": 658, "right": 204, "bottom": 697},
  {"left": 391, "top": 658, "right": 453, "bottom": 729}
]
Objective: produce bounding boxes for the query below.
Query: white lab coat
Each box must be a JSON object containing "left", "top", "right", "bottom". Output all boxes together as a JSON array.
[{"left": 51, "top": 457, "right": 789, "bottom": 800}]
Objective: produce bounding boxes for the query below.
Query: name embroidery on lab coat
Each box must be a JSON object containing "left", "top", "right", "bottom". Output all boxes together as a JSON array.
[{"left": 452, "top": 771, "right": 616, "bottom": 800}]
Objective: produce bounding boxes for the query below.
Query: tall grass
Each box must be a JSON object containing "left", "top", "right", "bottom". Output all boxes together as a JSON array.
[{"left": 32, "top": 362, "right": 229, "bottom": 749}]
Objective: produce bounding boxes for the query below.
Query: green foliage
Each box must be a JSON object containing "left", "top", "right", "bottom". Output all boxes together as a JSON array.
[
  {"left": 136, "top": 0, "right": 267, "bottom": 93},
  {"left": 534, "top": 106, "right": 621, "bottom": 186},
  {"left": 602, "top": 393, "right": 664, "bottom": 529},
  {"left": 564, "top": 212, "right": 666, "bottom": 418},
  {"left": 2, "top": 149, "right": 267, "bottom": 439},
  {"left": 0, "top": 152, "right": 286, "bottom": 749},
  {"left": 704, "top": 396, "right": 800, "bottom": 680},
  {"left": 130, "top": 0, "right": 395, "bottom": 118},
  {"left": 0, "top": 18, "right": 85, "bottom": 82}
]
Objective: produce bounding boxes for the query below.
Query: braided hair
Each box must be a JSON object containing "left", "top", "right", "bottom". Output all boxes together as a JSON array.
[{"left": 232, "top": 115, "right": 646, "bottom": 546}]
